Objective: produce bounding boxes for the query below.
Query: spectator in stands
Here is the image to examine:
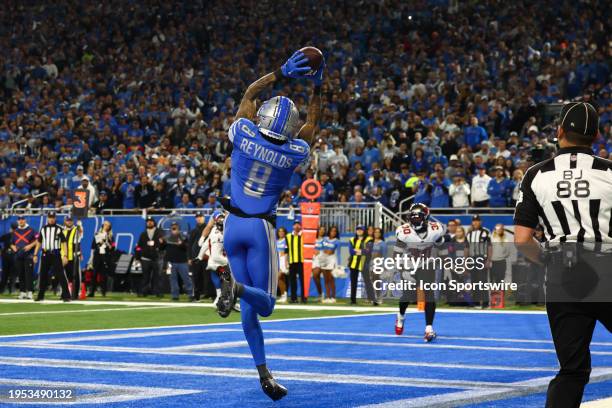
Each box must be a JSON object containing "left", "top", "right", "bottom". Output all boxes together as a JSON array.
[
  {"left": 449, "top": 174, "right": 471, "bottom": 208},
  {"left": 487, "top": 166, "right": 512, "bottom": 207},
  {"left": 165, "top": 222, "right": 194, "bottom": 302},
  {"left": 89, "top": 221, "right": 113, "bottom": 297},
  {"left": 203, "top": 193, "right": 222, "bottom": 210},
  {"left": 464, "top": 117, "right": 488, "bottom": 150},
  {"left": 135, "top": 176, "right": 156, "bottom": 209},
  {"left": 413, "top": 171, "right": 432, "bottom": 206},
  {"left": 430, "top": 167, "right": 450, "bottom": 208},
  {"left": 471, "top": 165, "right": 491, "bottom": 207},
  {"left": 510, "top": 169, "right": 524, "bottom": 206},
  {"left": 0, "top": 0, "right": 609, "bottom": 217}
]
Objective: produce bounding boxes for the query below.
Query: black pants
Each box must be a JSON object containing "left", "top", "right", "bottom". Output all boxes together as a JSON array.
[
  {"left": 473, "top": 200, "right": 489, "bottom": 208},
  {"left": 472, "top": 263, "right": 490, "bottom": 306},
  {"left": 90, "top": 253, "right": 111, "bottom": 296},
  {"left": 65, "top": 260, "right": 81, "bottom": 299},
  {"left": 546, "top": 302, "right": 612, "bottom": 408},
  {"left": 350, "top": 267, "right": 376, "bottom": 304},
  {"left": 289, "top": 262, "right": 305, "bottom": 302},
  {"left": 140, "top": 259, "right": 160, "bottom": 296},
  {"left": 0, "top": 253, "right": 15, "bottom": 293},
  {"left": 490, "top": 260, "right": 506, "bottom": 282},
  {"left": 15, "top": 256, "right": 34, "bottom": 292},
  {"left": 399, "top": 268, "right": 437, "bottom": 325},
  {"left": 191, "top": 259, "right": 213, "bottom": 300},
  {"left": 37, "top": 251, "right": 69, "bottom": 300}
]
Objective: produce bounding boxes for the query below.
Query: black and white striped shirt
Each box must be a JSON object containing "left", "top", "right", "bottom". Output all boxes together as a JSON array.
[
  {"left": 514, "top": 146, "right": 612, "bottom": 243},
  {"left": 38, "top": 224, "right": 66, "bottom": 252},
  {"left": 466, "top": 228, "right": 491, "bottom": 257}
]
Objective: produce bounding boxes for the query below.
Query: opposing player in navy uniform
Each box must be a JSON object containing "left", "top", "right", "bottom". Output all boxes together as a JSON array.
[
  {"left": 217, "top": 50, "right": 323, "bottom": 401},
  {"left": 393, "top": 203, "right": 447, "bottom": 342}
]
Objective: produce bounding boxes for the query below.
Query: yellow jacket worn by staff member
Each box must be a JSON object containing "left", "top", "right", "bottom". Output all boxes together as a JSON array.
[
  {"left": 348, "top": 225, "right": 377, "bottom": 304},
  {"left": 349, "top": 235, "right": 372, "bottom": 271},
  {"left": 286, "top": 223, "right": 305, "bottom": 303},
  {"left": 286, "top": 232, "right": 304, "bottom": 264},
  {"left": 61, "top": 224, "right": 82, "bottom": 261},
  {"left": 61, "top": 217, "right": 83, "bottom": 300}
]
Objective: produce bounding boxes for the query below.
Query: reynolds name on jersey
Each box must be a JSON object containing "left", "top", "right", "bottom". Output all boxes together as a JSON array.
[{"left": 228, "top": 118, "right": 309, "bottom": 215}]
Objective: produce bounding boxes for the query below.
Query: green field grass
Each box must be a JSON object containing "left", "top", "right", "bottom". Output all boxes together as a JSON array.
[{"left": 0, "top": 300, "right": 370, "bottom": 336}]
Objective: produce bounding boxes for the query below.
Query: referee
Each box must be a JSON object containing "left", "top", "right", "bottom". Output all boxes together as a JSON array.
[
  {"left": 35, "top": 212, "right": 70, "bottom": 302},
  {"left": 466, "top": 215, "right": 492, "bottom": 307},
  {"left": 514, "top": 102, "right": 612, "bottom": 408}
]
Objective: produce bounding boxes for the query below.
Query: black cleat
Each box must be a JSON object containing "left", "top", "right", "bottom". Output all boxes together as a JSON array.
[
  {"left": 217, "top": 267, "right": 236, "bottom": 318},
  {"left": 260, "top": 377, "right": 287, "bottom": 401}
]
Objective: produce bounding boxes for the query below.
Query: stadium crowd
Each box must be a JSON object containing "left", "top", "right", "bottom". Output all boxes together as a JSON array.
[{"left": 0, "top": 0, "right": 610, "bottom": 214}]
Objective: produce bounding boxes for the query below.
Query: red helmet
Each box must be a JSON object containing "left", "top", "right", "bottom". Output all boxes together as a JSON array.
[{"left": 408, "top": 203, "right": 430, "bottom": 230}]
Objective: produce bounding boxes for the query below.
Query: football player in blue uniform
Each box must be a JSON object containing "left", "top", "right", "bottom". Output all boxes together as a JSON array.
[{"left": 217, "top": 50, "right": 323, "bottom": 401}]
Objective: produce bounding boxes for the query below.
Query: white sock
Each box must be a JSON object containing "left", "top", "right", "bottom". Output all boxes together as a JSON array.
[
  {"left": 397, "top": 312, "right": 405, "bottom": 320},
  {"left": 216, "top": 288, "right": 221, "bottom": 298},
  {"left": 426, "top": 325, "right": 433, "bottom": 333}
]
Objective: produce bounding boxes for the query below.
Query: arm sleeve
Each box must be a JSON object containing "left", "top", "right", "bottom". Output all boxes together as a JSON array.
[
  {"left": 513, "top": 167, "right": 540, "bottom": 228},
  {"left": 228, "top": 119, "right": 245, "bottom": 145}
]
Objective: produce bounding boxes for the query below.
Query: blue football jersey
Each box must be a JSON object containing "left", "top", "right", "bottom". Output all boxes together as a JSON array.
[{"left": 228, "top": 118, "right": 309, "bottom": 215}]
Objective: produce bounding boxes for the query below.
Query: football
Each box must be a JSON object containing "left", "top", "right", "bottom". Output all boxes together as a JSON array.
[{"left": 299, "top": 46, "right": 323, "bottom": 72}]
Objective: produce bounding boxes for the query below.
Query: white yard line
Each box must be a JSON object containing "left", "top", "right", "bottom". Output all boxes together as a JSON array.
[
  {"left": 0, "top": 356, "right": 534, "bottom": 390},
  {"left": 0, "top": 341, "right": 566, "bottom": 372},
  {"left": 581, "top": 397, "right": 612, "bottom": 407},
  {"left": 359, "top": 367, "right": 612, "bottom": 408}
]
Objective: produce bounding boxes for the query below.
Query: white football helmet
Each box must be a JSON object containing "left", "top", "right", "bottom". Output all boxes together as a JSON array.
[{"left": 257, "top": 96, "right": 300, "bottom": 142}]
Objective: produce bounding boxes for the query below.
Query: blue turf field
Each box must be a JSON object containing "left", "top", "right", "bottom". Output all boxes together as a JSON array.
[{"left": 0, "top": 311, "right": 610, "bottom": 407}]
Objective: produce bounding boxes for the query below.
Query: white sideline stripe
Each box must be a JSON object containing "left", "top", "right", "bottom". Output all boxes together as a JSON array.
[
  {"left": 0, "top": 377, "right": 200, "bottom": 405},
  {"left": 19, "top": 328, "right": 241, "bottom": 344},
  {"left": 359, "top": 367, "right": 612, "bottom": 408},
  {"left": 0, "top": 312, "right": 392, "bottom": 339},
  {"left": 581, "top": 397, "right": 612, "bottom": 407},
  {"left": 264, "top": 329, "right": 612, "bottom": 347},
  {"left": 0, "top": 298, "right": 549, "bottom": 314},
  {"left": 0, "top": 357, "right": 536, "bottom": 390},
  {"left": 162, "top": 338, "right": 292, "bottom": 351},
  {"left": 11, "top": 325, "right": 611, "bottom": 348},
  {"left": 0, "top": 341, "right": 565, "bottom": 373},
  {"left": 0, "top": 305, "right": 178, "bottom": 316},
  {"left": 7, "top": 336, "right": 611, "bottom": 356}
]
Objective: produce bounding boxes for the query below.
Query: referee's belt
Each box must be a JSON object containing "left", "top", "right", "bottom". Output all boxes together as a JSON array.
[
  {"left": 220, "top": 197, "right": 276, "bottom": 225},
  {"left": 42, "top": 249, "right": 60, "bottom": 254}
]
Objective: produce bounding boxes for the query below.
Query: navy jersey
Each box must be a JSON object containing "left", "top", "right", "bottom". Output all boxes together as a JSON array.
[{"left": 228, "top": 118, "right": 309, "bottom": 215}]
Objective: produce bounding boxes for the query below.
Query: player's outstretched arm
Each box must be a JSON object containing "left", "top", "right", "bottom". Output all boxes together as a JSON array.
[
  {"left": 297, "top": 60, "right": 324, "bottom": 145},
  {"left": 234, "top": 72, "right": 279, "bottom": 122},
  {"left": 234, "top": 51, "right": 311, "bottom": 122}
]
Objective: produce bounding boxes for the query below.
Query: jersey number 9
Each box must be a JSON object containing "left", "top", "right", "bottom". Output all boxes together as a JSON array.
[{"left": 244, "top": 162, "right": 273, "bottom": 198}]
